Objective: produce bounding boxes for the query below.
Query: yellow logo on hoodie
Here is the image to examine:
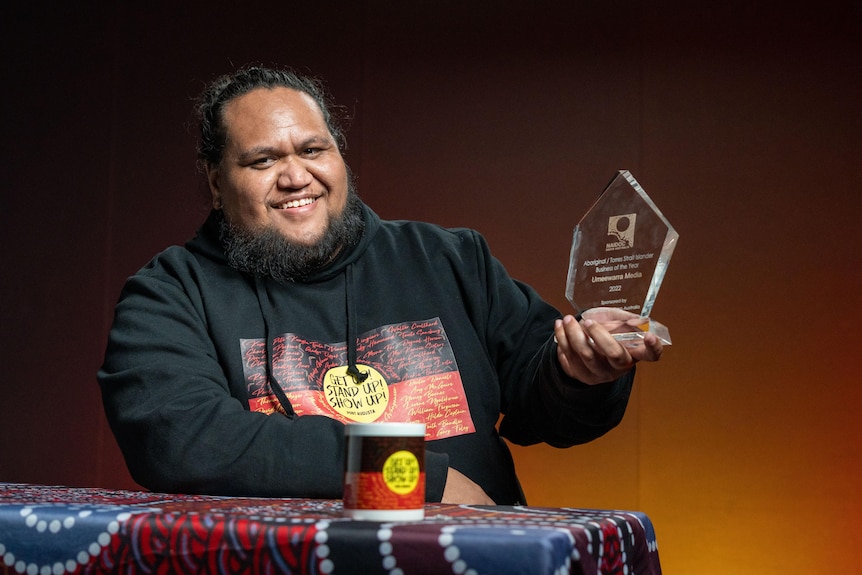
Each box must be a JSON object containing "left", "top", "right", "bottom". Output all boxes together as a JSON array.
[{"left": 323, "top": 364, "right": 390, "bottom": 422}]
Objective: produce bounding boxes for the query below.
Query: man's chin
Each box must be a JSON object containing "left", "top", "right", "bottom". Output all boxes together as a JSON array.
[
  {"left": 273, "top": 232, "right": 325, "bottom": 248},
  {"left": 218, "top": 192, "right": 364, "bottom": 282},
  {"left": 268, "top": 217, "right": 331, "bottom": 246}
]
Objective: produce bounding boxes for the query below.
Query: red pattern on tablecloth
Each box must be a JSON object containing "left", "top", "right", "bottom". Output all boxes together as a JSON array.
[{"left": 0, "top": 483, "right": 660, "bottom": 575}]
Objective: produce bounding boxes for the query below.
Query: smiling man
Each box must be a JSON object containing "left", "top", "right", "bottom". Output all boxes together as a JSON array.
[
  {"left": 99, "top": 66, "right": 662, "bottom": 505},
  {"left": 205, "top": 80, "right": 363, "bottom": 283}
]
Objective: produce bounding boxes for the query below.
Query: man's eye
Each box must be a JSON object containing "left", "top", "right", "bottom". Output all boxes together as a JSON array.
[
  {"left": 250, "top": 157, "right": 274, "bottom": 167},
  {"left": 303, "top": 147, "right": 322, "bottom": 156}
]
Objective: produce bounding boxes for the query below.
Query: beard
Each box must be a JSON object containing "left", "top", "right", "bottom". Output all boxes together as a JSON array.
[{"left": 219, "top": 187, "right": 365, "bottom": 283}]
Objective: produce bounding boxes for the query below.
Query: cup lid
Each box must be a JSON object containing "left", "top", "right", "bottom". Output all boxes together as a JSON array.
[{"left": 344, "top": 422, "right": 426, "bottom": 437}]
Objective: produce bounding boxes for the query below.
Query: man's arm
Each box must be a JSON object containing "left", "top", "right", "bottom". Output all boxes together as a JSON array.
[
  {"left": 469, "top": 231, "right": 657, "bottom": 449},
  {"left": 98, "top": 269, "right": 348, "bottom": 497},
  {"left": 498, "top": 334, "right": 637, "bottom": 448},
  {"left": 441, "top": 467, "right": 495, "bottom": 505}
]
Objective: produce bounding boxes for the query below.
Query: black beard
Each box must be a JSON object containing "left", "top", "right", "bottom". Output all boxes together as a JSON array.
[{"left": 219, "top": 190, "right": 365, "bottom": 283}]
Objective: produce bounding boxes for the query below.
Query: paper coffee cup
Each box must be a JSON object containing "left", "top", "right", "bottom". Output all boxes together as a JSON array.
[{"left": 343, "top": 422, "right": 426, "bottom": 520}]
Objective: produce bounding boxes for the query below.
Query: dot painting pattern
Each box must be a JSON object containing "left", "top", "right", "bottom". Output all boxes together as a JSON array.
[{"left": 0, "top": 484, "right": 660, "bottom": 575}]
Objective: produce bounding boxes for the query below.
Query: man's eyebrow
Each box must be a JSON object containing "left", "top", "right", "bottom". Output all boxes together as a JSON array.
[
  {"left": 235, "top": 137, "right": 333, "bottom": 161},
  {"left": 236, "top": 146, "right": 279, "bottom": 161},
  {"left": 296, "top": 135, "right": 334, "bottom": 149}
]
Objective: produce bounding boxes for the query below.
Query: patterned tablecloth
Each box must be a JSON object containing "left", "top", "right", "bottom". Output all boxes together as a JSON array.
[{"left": 0, "top": 483, "right": 661, "bottom": 575}]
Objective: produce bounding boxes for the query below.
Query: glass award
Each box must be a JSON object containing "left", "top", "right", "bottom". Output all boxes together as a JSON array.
[{"left": 565, "top": 171, "right": 678, "bottom": 345}]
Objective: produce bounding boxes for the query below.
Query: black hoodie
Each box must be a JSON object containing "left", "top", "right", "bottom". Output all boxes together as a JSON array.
[{"left": 99, "top": 202, "right": 633, "bottom": 504}]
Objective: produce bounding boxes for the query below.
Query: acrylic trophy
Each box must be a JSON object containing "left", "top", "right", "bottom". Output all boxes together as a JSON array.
[{"left": 565, "top": 171, "right": 678, "bottom": 345}]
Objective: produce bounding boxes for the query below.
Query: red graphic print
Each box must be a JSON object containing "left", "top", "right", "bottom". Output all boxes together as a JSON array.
[{"left": 240, "top": 318, "right": 475, "bottom": 440}]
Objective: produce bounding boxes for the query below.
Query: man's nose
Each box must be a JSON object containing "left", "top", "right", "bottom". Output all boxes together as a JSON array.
[{"left": 277, "top": 156, "right": 313, "bottom": 189}]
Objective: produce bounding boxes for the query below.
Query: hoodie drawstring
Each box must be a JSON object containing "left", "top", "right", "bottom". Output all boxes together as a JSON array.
[
  {"left": 253, "top": 265, "right": 366, "bottom": 419},
  {"left": 345, "top": 264, "right": 369, "bottom": 383},
  {"left": 254, "top": 278, "right": 296, "bottom": 417}
]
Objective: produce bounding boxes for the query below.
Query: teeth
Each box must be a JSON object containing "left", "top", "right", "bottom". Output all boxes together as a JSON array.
[{"left": 277, "top": 197, "right": 316, "bottom": 209}]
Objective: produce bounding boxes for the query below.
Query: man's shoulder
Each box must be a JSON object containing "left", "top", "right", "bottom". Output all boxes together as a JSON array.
[
  {"left": 379, "top": 218, "right": 482, "bottom": 245},
  {"left": 118, "top": 241, "right": 243, "bottom": 311},
  {"left": 369, "top": 220, "right": 493, "bottom": 271},
  {"left": 134, "top": 216, "right": 226, "bottom": 280},
  {"left": 137, "top": 244, "right": 196, "bottom": 272}
]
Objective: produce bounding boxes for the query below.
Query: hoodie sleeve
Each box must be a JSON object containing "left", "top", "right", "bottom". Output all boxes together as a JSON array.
[
  {"left": 499, "top": 336, "right": 635, "bottom": 447},
  {"left": 98, "top": 255, "right": 347, "bottom": 498},
  {"left": 466, "top": 231, "right": 635, "bottom": 448}
]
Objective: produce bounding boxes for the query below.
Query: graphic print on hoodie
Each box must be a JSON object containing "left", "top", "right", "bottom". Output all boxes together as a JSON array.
[{"left": 240, "top": 316, "right": 475, "bottom": 440}]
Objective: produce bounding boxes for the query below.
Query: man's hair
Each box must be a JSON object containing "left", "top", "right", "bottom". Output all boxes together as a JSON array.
[{"left": 195, "top": 65, "right": 346, "bottom": 167}]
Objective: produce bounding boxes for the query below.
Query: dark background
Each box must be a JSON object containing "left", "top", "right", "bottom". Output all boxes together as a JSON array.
[{"left": 2, "top": 3, "right": 860, "bottom": 573}]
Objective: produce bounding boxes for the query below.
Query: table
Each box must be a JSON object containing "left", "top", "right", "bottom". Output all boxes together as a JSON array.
[{"left": 0, "top": 483, "right": 661, "bottom": 575}]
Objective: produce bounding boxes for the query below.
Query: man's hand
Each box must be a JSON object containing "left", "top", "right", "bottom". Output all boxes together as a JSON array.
[
  {"left": 441, "top": 467, "right": 495, "bottom": 505},
  {"left": 553, "top": 309, "right": 663, "bottom": 385}
]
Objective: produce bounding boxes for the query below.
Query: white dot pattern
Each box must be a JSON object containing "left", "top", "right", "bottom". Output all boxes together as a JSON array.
[
  {"left": 2, "top": 503, "right": 154, "bottom": 574},
  {"left": 0, "top": 486, "right": 660, "bottom": 574}
]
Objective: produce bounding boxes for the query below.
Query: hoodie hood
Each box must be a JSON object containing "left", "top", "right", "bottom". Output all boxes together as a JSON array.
[{"left": 193, "top": 201, "right": 382, "bottom": 415}]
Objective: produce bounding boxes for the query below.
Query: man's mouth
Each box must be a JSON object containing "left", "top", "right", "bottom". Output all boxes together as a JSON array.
[{"left": 274, "top": 197, "right": 317, "bottom": 209}]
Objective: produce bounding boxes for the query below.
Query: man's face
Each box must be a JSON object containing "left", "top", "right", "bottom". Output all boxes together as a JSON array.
[{"left": 207, "top": 86, "right": 349, "bottom": 247}]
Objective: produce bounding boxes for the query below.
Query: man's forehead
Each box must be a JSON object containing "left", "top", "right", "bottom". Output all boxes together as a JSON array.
[
  {"left": 226, "top": 87, "right": 323, "bottom": 123},
  {"left": 223, "top": 87, "right": 329, "bottom": 140}
]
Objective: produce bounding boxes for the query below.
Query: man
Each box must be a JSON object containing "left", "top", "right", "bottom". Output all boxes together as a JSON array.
[{"left": 98, "top": 66, "right": 662, "bottom": 505}]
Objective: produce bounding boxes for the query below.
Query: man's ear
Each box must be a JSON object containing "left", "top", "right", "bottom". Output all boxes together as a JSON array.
[{"left": 206, "top": 163, "right": 223, "bottom": 210}]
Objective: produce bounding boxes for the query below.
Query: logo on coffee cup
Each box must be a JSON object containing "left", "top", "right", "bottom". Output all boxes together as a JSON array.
[{"left": 383, "top": 450, "right": 421, "bottom": 494}]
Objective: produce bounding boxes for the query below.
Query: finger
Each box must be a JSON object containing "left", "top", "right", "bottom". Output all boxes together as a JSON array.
[
  {"left": 553, "top": 318, "right": 568, "bottom": 351},
  {"left": 581, "top": 320, "right": 635, "bottom": 371},
  {"left": 556, "top": 317, "right": 604, "bottom": 381},
  {"left": 563, "top": 316, "right": 597, "bottom": 363},
  {"left": 554, "top": 319, "right": 575, "bottom": 372},
  {"left": 582, "top": 307, "right": 640, "bottom": 324},
  {"left": 629, "top": 332, "right": 663, "bottom": 362}
]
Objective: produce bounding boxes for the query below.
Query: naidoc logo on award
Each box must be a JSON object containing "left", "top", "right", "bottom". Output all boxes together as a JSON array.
[
  {"left": 565, "top": 171, "right": 678, "bottom": 345},
  {"left": 607, "top": 213, "right": 636, "bottom": 251}
]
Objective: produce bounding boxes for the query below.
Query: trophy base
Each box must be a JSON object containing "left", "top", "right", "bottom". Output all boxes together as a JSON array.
[{"left": 581, "top": 308, "right": 672, "bottom": 346}]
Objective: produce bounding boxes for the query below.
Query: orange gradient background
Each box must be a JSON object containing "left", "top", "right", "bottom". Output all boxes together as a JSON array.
[{"left": 2, "top": 3, "right": 859, "bottom": 574}]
